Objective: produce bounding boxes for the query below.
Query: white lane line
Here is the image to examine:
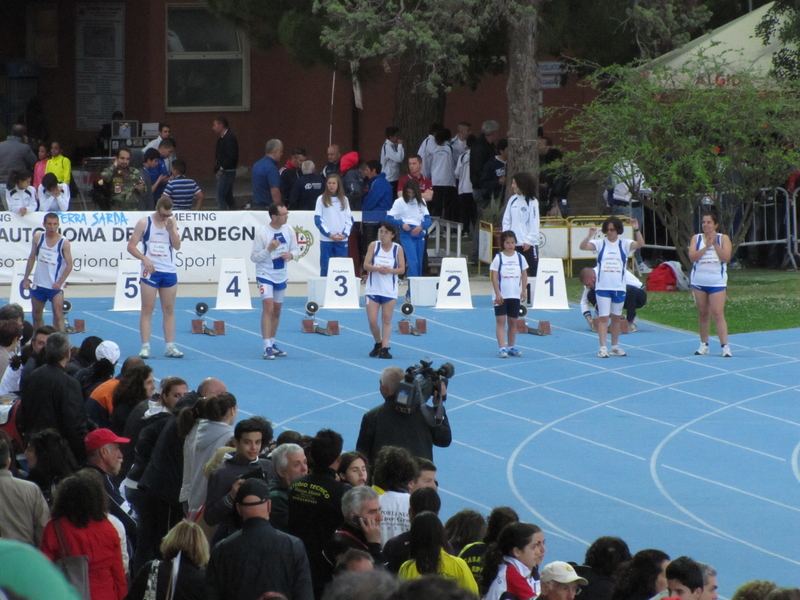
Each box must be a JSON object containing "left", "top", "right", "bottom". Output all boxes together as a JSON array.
[
  {"left": 86, "top": 311, "right": 343, "bottom": 401},
  {"left": 669, "top": 388, "right": 728, "bottom": 406},
  {"left": 476, "top": 404, "right": 543, "bottom": 424},
  {"left": 436, "top": 487, "right": 492, "bottom": 510},
  {"left": 650, "top": 386, "right": 800, "bottom": 567},
  {"left": 518, "top": 464, "right": 725, "bottom": 539},
  {"left": 662, "top": 465, "right": 800, "bottom": 513},
  {"left": 452, "top": 439, "right": 505, "bottom": 460},
  {"left": 792, "top": 439, "right": 800, "bottom": 485},
  {"left": 687, "top": 430, "right": 785, "bottom": 461},
  {"left": 737, "top": 406, "right": 800, "bottom": 427},
  {"left": 605, "top": 406, "right": 676, "bottom": 427},
  {"left": 541, "top": 386, "right": 598, "bottom": 405},
  {"left": 552, "top": 428, "right": 646, "bottom": 460}
]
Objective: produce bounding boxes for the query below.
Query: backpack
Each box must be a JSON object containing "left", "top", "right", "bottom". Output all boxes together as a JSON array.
[{"left": 646, "top": 263, "right": 678, "bottom": 291}]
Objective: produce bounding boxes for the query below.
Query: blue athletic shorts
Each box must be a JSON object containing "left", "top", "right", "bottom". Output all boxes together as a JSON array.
[
  {"left": 366, "top": 295, "right": 395, "bottom": 305},
  {"left": 30, "top": 286, "right": 61, "bottom": 303},
  {"left": 141, "top": 271, "right": 178, "bottom": 288},
  {"left": 691, "top": 285, "right": 726, "bottom": 295},
  {"left": 494, "top": 298, "right": 521, "bottom": 317}
]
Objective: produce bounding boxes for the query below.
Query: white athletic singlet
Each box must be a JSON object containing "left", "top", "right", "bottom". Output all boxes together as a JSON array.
[
  {"left": 32, "top": 235, "right": 66, "bottom": 290},
  {"left": 142, "top": 216, "right": 177, "bottom": 274},
  {"left": 690, "top": 233, "right": 727, "bottom": 287},
  {"left": 365, "top": 242, "right": 400, "bottom": 299}
]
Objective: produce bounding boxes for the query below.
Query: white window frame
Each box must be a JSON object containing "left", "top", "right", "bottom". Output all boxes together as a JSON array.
[{"left": 165, "top": 4, "right": 250, "bottom": 112}]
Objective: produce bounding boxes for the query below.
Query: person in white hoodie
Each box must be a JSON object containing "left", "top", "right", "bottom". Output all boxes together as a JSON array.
[
  {"left": 37, "top": 173, "right": 70, "bottom": 212},
  {"left": 314, "top": 174, "right": 354, "bottom": 276},
  {"left": 502, "top": 172, "right": 540, "bottom": 305},
  {"left": 178, "top": 392, "right": 238, "bottom": 519}
]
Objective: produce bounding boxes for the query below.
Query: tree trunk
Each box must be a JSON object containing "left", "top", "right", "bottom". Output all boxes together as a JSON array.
[
  {"left": 394, "top": 60, "right": 446, "bottom": 161},
  {"left": 505, "top": 0, "right": 540, "bottom": 198}
]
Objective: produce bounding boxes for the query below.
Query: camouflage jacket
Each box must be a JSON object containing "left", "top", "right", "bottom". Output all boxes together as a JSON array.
[{"left": 101, "top": 165, "right": 145, "bottom": 210}]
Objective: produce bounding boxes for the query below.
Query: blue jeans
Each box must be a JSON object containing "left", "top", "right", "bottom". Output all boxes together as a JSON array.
[
  {"left": 216, "top": 171, "right": 236, "bottom": 210},
  {"left": 400, "top": 230, "right": 426, "bottom": 277}
]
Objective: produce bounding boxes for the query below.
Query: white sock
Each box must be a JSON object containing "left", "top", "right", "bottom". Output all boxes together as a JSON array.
[
  {"left": 263, "top": 339, "right": 270, "bottom": 351},
  {"left": 165, "top": 342, "right": 174, "bottom": 352},
  {"left": 268, "top": 338, "right": 275, "bottom": 346}
]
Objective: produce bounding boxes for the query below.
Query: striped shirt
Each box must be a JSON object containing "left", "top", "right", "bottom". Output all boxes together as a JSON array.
[{"left": 162, "top": 175, "right": 201, "bottom": 209}]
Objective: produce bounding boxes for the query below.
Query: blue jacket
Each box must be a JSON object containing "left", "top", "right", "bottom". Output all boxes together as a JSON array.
[{"left": 362, "top": 173, "right": 393, "bottom": 217}]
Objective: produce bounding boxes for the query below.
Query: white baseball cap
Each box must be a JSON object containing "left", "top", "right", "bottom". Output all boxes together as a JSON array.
[
  {"left": 540, "top": 561, "right": 588, "bottom": 586},
  {"left": 95, "top": 340, "right": 120, "bottom": 365}
]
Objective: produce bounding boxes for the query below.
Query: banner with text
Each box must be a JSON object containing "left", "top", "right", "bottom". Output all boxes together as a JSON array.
[{"left": 0, "top": 211, "right": 351, "bottom": 284}]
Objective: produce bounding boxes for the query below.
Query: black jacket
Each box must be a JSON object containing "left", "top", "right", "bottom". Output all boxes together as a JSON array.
[
  {"left": 138, "top": 394, "right": 199, "bottom": 503},
  {"left": 207, "top": 517, "right": 313, "bottom": 600},
  {"left": 204, "top": 455, "right": 276, "bottom": 527},
  {"left": 289, "top": 174, "right": 325, "bottom": 211},
  {"left": 480, "top": 156, "right": 506, "bottom": 201},
  {"left": 126, "top": 411, "right": 171, "bottom": 484},
  {"left": 470, "top": 134, "right": 496, "bottom": 190},
  {"left": 84, "top": 462, "right": 137, "bottom": 549},
  {"left": 214, "top": 130, "right": 239, "bottom": 172},
  {"left": 19, "top": 362, "right": 90, "bottom": 463},
  {"left": 127, "top": 558, "right": 208, "bottom": 600},
  {"left": 288, "top": 469, "right": 350, "bottom": 598},
  {"left": 323, "top": 520, "right": 385, "bottom": 570},
  {"left": 356, "top": 397, "right": 452, "bottom": 467}
]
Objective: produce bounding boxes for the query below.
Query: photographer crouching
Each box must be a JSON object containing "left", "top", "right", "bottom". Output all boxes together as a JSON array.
[{"left": 356, "top": 359, "right": 454, "bottom": 466}]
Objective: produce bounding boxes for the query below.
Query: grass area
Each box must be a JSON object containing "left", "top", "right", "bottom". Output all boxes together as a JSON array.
[{"left": 565, "top": 268, "right": 800, "bottom": 334}]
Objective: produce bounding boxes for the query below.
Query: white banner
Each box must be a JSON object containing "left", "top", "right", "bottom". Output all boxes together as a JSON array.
[{"left": 0, "top": 211, "right": 355, "bottom": 284}]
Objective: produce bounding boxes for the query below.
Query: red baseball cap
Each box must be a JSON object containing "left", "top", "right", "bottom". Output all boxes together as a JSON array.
[{"left": 84, "top": 429, "right": 130, "bottom": 452}]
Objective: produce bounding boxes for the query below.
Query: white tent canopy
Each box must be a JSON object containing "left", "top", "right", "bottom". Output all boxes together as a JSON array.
[{"left": 647, "top": 2, "right": 789, "bottom": 77}]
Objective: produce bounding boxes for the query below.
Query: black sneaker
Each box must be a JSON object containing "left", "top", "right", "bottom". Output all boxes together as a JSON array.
[
  {"left": 369, "top": 343, "right": 381, "bottom": 357},
  {"left": 379, "top": 347, "right": 392, "bottom": 359}
]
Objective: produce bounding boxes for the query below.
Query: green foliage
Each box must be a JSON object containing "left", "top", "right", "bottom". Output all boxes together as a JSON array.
[
  {"left": 313, "top": 0, "right": 498, "bottom": 95},
  {"left": 625, "top": 0, "right": 711, "bottom": 59},
  {"left": 203, "top": 0, "right": 333, "bottom": 67},
  {"left": 564, "top": 51, "right": 800, "bottom": 269},
  {"left": 756, "top": 0, "right": 800, "bottom": 81}
]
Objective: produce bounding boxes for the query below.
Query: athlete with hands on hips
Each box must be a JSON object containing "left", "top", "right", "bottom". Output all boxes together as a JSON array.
[
  {"left": 24, "top": 212, "right": 73, "bottom": 331},
  {"left": 127, "top": 196, "right": 183, "bottom": 359}
]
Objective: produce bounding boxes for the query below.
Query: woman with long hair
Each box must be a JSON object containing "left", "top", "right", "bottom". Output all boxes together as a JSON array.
[
  {"left": 33, "top": 143, "right": 49, "bottom": 189},
  {"left": 126, "top": 520, "right": 210, "bottom": 600},
  {"left": 178, "top": 392, "right": 238, "bottom": 518},
  {"left": 314, "top": 173, "right": 353, "bottom": 276},
  {"left": 689, "top": 210, "right": 732, "bottom": 357},
  {"left": 387, "top": 177, "right": 431, "bottom": 278},
  {"left": 611, "top": 549, "right": 670, "bottom": 600},
  {"left": 40, "top": 469, "right": 127, "bottom": 600},
  {"left": 337, "top": 451, "right": 369, "bottom": 486},
  {"left": 459, "top": 506, "right": 519, "bottom": 587},
  {"left": 502, "top": 172, "right": 540, "bottom": 299},
  {"left": 398, "top": 511, "right": 478, "bottom": 593},
  {"left": 577, "top": 536, "right": 632, "bottom": 600},
  {"left": 482, "top": 522, "right": 546, "bottom": 600},
  {"left": 110, "top": 364, "right": 155, "bottom": 435},
  {"left": 364, "top": 221, "right": 405, "bottom": 359},
  {"left": 24, "top": 428, "right": 78, "bottom": 505}
]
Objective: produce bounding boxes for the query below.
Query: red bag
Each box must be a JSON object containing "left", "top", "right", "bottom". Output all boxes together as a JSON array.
[{"left": 646, "top": 263, "right": 678, "bottom": 291}]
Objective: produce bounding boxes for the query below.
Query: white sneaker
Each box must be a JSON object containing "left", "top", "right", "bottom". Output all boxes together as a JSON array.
[
  {"left": 628, "top": 321, "right": 638, "bottom": 333},
  {"left": 695, "top": 343, "right": 709, "bottom": 356},
  {"left": 598, "top": 346, "right": 609, "bottom": 358},
  {"left": 139, "top": 345, "right": 150, "bottom": 359},
  {"left": 638, "top": 262, "right": 653, "bottom": 274},
  {"left": 165, "top": 344, "right": 184, "bottom": 358},
  {"left": 721, "top": 345, "right": 732, "bottom": 358},
  {"left": 610, "top": 345, "right": 627, "bottom": 356}
]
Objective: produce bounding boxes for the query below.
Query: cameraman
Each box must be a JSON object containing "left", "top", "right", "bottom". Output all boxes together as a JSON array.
[{"left": 356, "top": 366, "right": 452, "bottom": 466}]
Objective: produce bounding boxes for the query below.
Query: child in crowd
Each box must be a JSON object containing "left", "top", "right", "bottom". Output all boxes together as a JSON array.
[
  {"left": 38, "top": 173, "right": 70, "bottom": 212},
  {"left": 490, "top": 230, "right": 528, "bottom": 358},
  {"left": 6, "top": 170, "right": 38, "bottom": 215}
]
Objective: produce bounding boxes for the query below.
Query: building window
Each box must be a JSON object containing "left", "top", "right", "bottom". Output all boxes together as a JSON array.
[{"left": 166, "top": 5, "right": 249, "bottom": 112}]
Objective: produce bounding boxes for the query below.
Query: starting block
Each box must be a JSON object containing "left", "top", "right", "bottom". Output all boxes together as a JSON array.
[
  {"left": 515, "top": 304, "right": 550, "bottom": 335},
  {"left": 191, "top": 302, "right": 225, "bottom": 336},
  {"left": 398, "top": 319, "right": 427, "bottom": 335},
  {"left": 397, "top": 300, "right": 426, "bottom": 335},
  {"left": 62, "top": 300, "right": 85, "bottom": 334},
  {"left": 301, "top": 301, "right": 339, "bottom": 335}
]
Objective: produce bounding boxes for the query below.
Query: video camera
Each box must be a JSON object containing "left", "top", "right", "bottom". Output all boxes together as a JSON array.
[{"left": 397, "top": 358, "right": 455, "bottom": 424}]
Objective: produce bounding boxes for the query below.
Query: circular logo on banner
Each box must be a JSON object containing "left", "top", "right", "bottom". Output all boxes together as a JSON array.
[
  {"left": 538, "top": 231, "right": 547, "bottom": 247},
  {"left": 293, "top": 226, "right": 314, "bottom": 260}
]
